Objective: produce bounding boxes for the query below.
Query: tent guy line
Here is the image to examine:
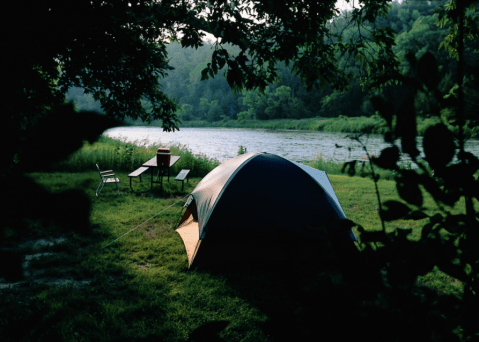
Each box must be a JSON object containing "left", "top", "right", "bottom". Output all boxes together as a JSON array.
[{"left": 102, "top": 194, "right": 190, "bottom": 249}]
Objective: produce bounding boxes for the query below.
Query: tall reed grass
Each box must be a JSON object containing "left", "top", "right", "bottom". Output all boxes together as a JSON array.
[
  {"left": 50, "top": 136, "right": 220, "bottom": 178},
  {"left": 51, "top": 135, "right": 410, "bottom": 182}
]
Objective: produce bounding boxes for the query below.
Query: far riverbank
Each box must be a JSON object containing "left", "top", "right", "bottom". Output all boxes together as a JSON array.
[{"left": 131, "top": 115, "right": 478, "bottom": 139}]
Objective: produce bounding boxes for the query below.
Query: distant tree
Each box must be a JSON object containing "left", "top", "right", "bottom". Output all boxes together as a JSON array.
[
  {"left": 177, "top": 104, "right": 194, "bottom": 122},
  {"left": 237, "top": 109, "right": 255, "bottom": 122},
  {"left": 398, "top": 8, "right": 411, "bottom": 24},
  {"left": 206, "top": 100, "right": 223, "bottom": 122},
  {"left": 394, "top": 14, "right": 452, "bottom": 76},
  {"left": 197, "top": 98, "right": 211, "bottom": 120},
  {"left": 241, "top": 90, "right": 270, "bottom": 120},
  {"left": 289, "top": 97, "right": 311, "bottom": 119}
]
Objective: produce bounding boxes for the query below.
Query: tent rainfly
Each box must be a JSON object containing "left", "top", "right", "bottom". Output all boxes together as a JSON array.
[{"left": 175, "top": 152, "right": 357, "bottom": 268}]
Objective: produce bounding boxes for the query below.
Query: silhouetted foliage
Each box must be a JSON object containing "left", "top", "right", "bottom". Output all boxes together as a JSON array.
[
  {"left": 67, "top": 1, "right": 477, "bottom": 123},
  {"left": 341, "top": 1, "right": 479, "bottom": 339}
]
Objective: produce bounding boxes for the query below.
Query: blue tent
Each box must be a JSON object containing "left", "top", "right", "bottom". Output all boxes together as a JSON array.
[{"left": 176, "top": 152, "right": 357, "bottom": 268}]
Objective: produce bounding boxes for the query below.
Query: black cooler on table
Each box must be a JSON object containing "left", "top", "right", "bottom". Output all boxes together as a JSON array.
[{"left": 156, "top": 147, "right": 171, "bottom": 168}]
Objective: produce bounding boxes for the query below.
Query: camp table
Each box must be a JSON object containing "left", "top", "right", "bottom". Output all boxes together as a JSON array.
[{"left": 142, "top": 155, "right": 181, "bottom": 190}]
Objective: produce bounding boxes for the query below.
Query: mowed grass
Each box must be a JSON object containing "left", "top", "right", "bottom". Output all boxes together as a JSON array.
[
  {"left": 0, "top": 138, "right": 474, "bottom": 341},
  {"left": 0, "top": 171, "right": 471, "bottom": 341}
]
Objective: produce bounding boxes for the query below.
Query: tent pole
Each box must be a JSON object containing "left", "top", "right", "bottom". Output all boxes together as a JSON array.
[{"left": 174, "top": 206, "right": 187, "bottom": 229}]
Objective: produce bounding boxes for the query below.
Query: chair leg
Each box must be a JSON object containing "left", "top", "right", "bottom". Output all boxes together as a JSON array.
[
  {"left": 96, "top": 181, "right": 105, "bottom": 196},
  {"left": 116, "top": 180, "right": 121, "bottom": 195}
]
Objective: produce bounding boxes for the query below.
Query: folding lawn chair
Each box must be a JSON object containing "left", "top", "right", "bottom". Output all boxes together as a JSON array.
[{"left": 96, "top": 164, "right": 121, "bottom": 196}]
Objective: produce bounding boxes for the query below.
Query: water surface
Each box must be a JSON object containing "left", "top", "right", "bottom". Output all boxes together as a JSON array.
[{"left": 104, "top": 127, "right": 479, "bottom": 165}]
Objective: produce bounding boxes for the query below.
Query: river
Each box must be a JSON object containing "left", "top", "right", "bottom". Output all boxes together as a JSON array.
[{"left": 104, "top": 126, "right": 479, "bottom": 165}]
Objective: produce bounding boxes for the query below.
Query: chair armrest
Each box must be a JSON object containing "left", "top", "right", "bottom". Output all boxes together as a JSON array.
[
  {"left": 102, "top": 173, "right": 116, "bottom": 177},
  {"left": 100, "top": 170, "right": 114, "bottom": 174}
]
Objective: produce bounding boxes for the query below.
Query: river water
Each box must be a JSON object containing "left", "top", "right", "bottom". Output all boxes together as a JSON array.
[{"left": 104, "top": 126, "right": 479, "bottom": 165}]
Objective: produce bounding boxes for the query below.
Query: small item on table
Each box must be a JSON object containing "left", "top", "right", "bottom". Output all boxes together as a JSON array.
[{"left": 156, "top": 147, "right": 171, "bottom": 168}]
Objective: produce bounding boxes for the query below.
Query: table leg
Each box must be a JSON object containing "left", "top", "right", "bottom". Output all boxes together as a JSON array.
[
  {"left": 151, "top": 167, "right": 153, "bottom": 190},
  {"left": 160, "top": 169, "right": 163, "bottom": 192}
]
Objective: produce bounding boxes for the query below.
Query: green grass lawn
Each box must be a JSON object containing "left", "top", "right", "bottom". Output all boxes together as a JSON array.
[{"left": 0, "top": 169, "right": 470, "bottom": 341}]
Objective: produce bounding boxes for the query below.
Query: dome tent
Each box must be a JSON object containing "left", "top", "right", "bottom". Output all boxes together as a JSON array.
[{"left": 176, "top": 152, "right": 357, "bottom": 268}]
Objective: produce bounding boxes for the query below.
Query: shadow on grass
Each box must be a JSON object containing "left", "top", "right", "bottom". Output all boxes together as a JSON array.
[
  {"left": 193, "top": 240, "right": 463, "bottom": 342},
  {"left": 0, "top": 226, "right": 464, "bottom": 342}
]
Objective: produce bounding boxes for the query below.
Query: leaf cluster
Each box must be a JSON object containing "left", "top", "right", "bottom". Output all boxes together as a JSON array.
[
  {"left": 341, "top": 4, "right": 479, "bottom": 336},
  {"left": 435, "top": 0, "right": 479, "bottom": 60},
  {"left": 195, "top": 0, "right": 395, "bottom": 94}
]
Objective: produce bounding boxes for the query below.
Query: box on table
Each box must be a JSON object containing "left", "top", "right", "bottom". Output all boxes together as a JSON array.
[{"left": 156, "top": 147, "right": 171, "bottom": 168}]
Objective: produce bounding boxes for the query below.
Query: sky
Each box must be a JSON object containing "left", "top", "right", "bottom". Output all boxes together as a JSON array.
[{"left": 335, "top": 0, "right": 362, "bottom": 12}]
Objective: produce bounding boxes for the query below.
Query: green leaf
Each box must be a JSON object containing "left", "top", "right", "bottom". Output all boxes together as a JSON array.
[
  {"left": 404, "top": 211, "right": 430, "bottom": 220},
  {"left": 417, "top": 52, "right": 440, "bottom": 90},
  {"left": 396, "top": 95, "right": 418, "bottom": 158},
  {"left": 372, "top": 146, "right": 400, "bottom": 170},
  {"left": 396, "top": 170, "right": 423, "bottom": 207},
  {"left": 341, "top": 160, "right": 357, "bottom": 177},
  {"left": 380, "top": 201, "right": 411, "bottom": 221},
  {"left": 370, "top": 95, "right": 394, "bottom": 127},
  {"left": 201, "top": 68, "right": 209, "bottom": 81},
  {"left": 423, "top": 124, "right": 456, "bottom": 170},
  {"left": 405, "top": 52, "right": 417, "bottom": 71},
  {"left": 226, "top": 69, "right": 236, "bottom": 88}
]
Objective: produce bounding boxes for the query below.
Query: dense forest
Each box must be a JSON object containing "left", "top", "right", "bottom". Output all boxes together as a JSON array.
[{"left": 66, "top": 0, "right": 478, "bottom": 125}]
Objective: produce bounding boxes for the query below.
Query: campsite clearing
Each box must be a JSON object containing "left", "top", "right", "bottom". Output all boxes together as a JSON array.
[{"left": 0, "top": 171, "right": 471, "bottom": 341}]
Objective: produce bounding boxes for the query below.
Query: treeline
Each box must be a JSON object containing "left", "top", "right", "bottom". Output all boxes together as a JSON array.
[{"left": 66, "top": 0, "right": 478, "bottom": 124}]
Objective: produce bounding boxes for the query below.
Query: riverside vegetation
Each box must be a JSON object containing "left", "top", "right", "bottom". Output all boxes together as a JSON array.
[
  {"left": 178, "top": 115, "right": 479, "bottom": 139},
  {"left": 0, "top": 137, "right": 474, "bottom": 341}
]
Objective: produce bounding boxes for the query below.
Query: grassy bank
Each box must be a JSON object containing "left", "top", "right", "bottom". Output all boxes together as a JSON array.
[
  {"left": 0, "top": 137, "right": 473, "bottom": 341},
  {"left": 173, "top": 116, "right": 452, "bottom": 136}
]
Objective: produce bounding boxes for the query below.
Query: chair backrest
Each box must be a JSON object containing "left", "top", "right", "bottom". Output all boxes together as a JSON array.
[{"left": 96, "top": 164, "right": 103, "bottom": 178}]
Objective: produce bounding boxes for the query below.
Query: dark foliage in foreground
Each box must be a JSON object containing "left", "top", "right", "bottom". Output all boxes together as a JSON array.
[{"left": 340, "top": 1, "right": 479, "bottom": 339}]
